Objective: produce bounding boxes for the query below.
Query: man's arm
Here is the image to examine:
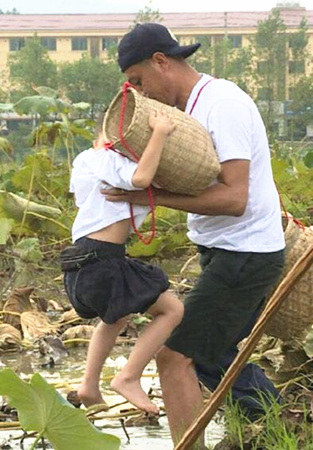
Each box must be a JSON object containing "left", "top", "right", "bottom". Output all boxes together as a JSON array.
[{"left": 104, "top": 159, "right": 250, "bottom": 217}]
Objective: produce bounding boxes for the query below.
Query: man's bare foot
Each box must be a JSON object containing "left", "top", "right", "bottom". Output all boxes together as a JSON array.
[
  {"left": 110, "top": 373, "right": 159, "bottom": 414},
  {"left": 77, "top": 385, "right": 109, "bottom": 409}
]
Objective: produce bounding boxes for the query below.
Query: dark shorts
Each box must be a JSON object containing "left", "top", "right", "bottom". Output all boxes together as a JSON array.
[
  {"left": 166, "top": 246, "right": 285, "bottom": 368},
  {"left": 63, "top": 237, "right": 170, "bottom": 324}
]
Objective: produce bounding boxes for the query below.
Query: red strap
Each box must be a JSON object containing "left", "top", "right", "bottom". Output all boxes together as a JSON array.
[{"left": 188, "top": 77, "right": 216, "bottom": 115}]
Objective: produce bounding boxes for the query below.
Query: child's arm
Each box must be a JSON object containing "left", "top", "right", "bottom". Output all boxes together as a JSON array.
[{"left": 131, "top": 110, "right": 176, "bottom": 189}]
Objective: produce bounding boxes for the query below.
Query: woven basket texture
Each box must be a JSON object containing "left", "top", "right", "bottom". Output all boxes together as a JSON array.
[
  {"left": 265, "top": 217, "right": 313, "bottom": 341},
  {"left": 103, "top": 87, "right": 221, "bottom": 196}
]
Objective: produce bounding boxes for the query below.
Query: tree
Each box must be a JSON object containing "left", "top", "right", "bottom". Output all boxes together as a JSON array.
[
  {"left": 190, "top": 35, "right": 254, "bottom": 94},
  {"left": 189, "top": 36, "right": 214, "bottom": 76},
  {"left": 8, "top": 36, "right": 58, "bottom": 101},
  {"left": 252, "top": 9, "right": 310, "bottom": 136},
  {"left": 58, "top": 55, "right": 124, "bottom": 118},
  {"left": 0, "top": 8, "right": 19, "bottom": 14},
  {"left": 290, "top": 74, "right": 313, "bottom": 132},
  {"left": 288, "top": 18, "right": 309, "bottom": 91},
  {"left": 134, "top": 1, "right": 162, "bottom": 24},
  {"left": 253, "top": 9, "right": 288, "bottom": 105}
]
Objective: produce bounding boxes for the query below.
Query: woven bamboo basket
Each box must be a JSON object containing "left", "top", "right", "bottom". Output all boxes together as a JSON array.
[
  {"left": 265, "top": 216, "right": 313, "bottom": 341},
  {"left": 103, "top": 87, "right": 221, "bottom": 196}
]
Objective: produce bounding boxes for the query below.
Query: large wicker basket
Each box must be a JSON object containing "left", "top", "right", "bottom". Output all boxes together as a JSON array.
[
  {"left": 265, "top": 216, "right": 313, "bottom": 341},
  {"left": 103, "top": 87, "right": 221, "bottom": 196}
]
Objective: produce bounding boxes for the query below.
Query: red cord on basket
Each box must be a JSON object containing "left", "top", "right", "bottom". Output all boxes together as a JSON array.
[{"left": 117, "top": 81, "right": 156, "bottom": 245}]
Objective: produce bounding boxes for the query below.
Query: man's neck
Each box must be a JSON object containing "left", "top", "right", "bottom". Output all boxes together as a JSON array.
[{"left": 175, "top": 71, "right": 202, "bottom": 111}]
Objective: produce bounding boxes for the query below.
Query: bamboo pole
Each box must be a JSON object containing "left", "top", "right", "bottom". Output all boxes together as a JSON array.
[{"left": 174, "top": 244, "right": 313, "bottom": 450}]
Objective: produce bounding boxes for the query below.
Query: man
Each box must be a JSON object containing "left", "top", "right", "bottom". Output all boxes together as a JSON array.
[{"left": 105, "top": 23, "right": 285, "bottom": 449}]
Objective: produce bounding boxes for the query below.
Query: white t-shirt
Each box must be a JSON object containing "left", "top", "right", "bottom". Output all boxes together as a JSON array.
[
  {"left": 70, "top": 147, "right": 149, "bottom": 243},
  {"left": 185, "top": 74, "right": 285, "bottom": 252}
]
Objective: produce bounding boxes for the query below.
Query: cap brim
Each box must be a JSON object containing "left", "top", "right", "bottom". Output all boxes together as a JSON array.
[{"left": 168, "top": 42, "right": 201, "bottom": 59}]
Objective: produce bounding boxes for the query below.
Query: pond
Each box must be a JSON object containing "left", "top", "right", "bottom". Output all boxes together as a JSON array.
[{"left": 0, "top": 344, "right": 225, "bottom": 449}]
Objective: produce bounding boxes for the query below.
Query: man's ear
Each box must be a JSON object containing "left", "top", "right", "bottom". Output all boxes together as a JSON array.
[{"left": 151, "top": 52, "right": 170, "bottom": 68}]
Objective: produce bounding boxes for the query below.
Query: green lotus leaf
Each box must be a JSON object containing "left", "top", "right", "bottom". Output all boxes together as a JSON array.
[{"left": 0, "top": 369, "right": 120, "bottom": 450}]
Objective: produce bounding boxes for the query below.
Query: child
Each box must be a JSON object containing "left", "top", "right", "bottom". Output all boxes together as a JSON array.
[{"left": 63, "top": 110, "right": 183, "bottom": 414}]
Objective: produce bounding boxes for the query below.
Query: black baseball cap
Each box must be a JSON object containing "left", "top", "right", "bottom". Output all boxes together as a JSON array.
[{"left": 118, "top": 23, "right": 201, "bottom": 72}]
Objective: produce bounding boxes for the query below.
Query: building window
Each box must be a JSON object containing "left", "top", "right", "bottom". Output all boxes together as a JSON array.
[
  {"left": 228, "top": 35, "right": 242, "bottom": 48},
  {"left": 9, "top": 37, "right": 25, "bottom": 51},
  {"left": 71, "top": 37, "right": 87, "bottom": 51},
  {"left": 289, "top": 60, "right": 305, "bottom": 74},
  {"left": 102, "top": 37, "right": 118, "bottom": 50},
  {"left": 41, "top": 37, "right": 57, "bottom": 51}
]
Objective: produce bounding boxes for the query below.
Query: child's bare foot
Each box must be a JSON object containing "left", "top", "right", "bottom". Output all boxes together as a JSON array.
[
  {"left": 110, "top": 373, "right": 159, "bottom": 415},
  {"left": 77, "top": 385, "right": 109, "bottom": 409}
]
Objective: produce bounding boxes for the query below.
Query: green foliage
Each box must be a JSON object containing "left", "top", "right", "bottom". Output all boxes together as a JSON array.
[
  {"left": 224, "top": 391, "right": 313, "bottom": 449},
  {"left": 58, "top": 55, "right": 123, "bottom": 115},
  {"left": 10, "top": 152, "right": 69, "bottom": 200},
  {"left": 0, "top": 189, "right": 70, "bottom": 241},
  {"left": 134, "top": 1, "right": 162, "bottom": 24},
  {"left": 271, "top": 151, "right": 313, "bottom": 224},
  {"left": 0, "top": 368, "right": 120, "bottom": 450},
  {"left": 0, "top": 217, "right": 13, "bottom": 244},
  {"left": 0, "top": 136, "right": 14, "bottom": 158},
  {"left": 253, "top": 9, "right": 288, "bottom": 104},
  {"left": 14, "top": 95, "right": 69, "bottom": 117},
  {"left": 8, "top": 36, "right": 58, "bottom": 100},
  {"left": 0, "top": 8, "right": 19, "bottom": 14},
  {"left": 14, "top": 238, "right": 43, "bottom": 263},
  {"left": 289, "top": 75, "right": 313, "bottom": 129},
  {"left": 126, "top": 206, "right": 189, "bottom": 257},
  {"left": 127, "top": 236, "right": 163, "bottom": 257}
]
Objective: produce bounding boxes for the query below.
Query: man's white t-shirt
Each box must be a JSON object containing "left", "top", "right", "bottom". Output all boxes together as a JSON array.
[
  {"left": 185, "top": 75, "right": 285, "bottom": 252},
  {"left": 70, "top": 147, "right": 149, "bottom": 243}
]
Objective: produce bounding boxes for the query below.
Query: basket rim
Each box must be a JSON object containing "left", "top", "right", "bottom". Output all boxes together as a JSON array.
[{"left": 103, "top": 87, "right": 141, "bottom": 146}]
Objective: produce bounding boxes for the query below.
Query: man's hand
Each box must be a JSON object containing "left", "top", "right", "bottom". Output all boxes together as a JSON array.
[{"left": 102, "top": 187, "right": 151, "bottom": 205}]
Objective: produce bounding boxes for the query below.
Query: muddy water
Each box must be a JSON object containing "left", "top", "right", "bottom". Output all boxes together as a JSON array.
[{"left": 0, "top": 345, "right": 225, "bottom": 449}]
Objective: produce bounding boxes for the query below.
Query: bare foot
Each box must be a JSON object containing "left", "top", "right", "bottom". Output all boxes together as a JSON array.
[
  {"left": 110, "top": 373, "right": 159, "bottom": 414},
  {"left": 77, "top": 385, "right": 109, "bottom": 409}
]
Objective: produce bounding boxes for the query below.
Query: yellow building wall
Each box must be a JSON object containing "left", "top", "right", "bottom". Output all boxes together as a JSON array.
[{"left": 0, "top": 24, "right": 312, "bottom": 83}]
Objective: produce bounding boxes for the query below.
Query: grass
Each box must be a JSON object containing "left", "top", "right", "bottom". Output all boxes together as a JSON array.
[{"left": 221, "top": 390, "right": 313, "bottom": 450}]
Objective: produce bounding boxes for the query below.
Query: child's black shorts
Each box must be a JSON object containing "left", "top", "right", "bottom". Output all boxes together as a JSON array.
[{"left": 63, "top": 237, "right": 170, "bottom": 324}]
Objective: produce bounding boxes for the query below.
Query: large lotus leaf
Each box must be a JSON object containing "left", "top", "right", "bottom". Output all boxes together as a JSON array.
[
  {"left": 14, "top": 95, "right": 69, "bottom": 116},
  {"left": 14, "top": 237, "right": 43, "bottom": 263},
  {"left": 0, "top": 103, "right": 14, "bottom": 112},
  {"left": 31, "top": 86, "right": 58, "bottom": 99},
  {"left": 127, "top": 236, "right": 162, "bottom": 257},
  {"left": 0, "top": 369, "right": 120, "bottom": 450}
]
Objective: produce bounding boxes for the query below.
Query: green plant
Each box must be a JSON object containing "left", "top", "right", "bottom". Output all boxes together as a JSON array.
[
  {"left": 223, "top": 391, "right": 313, "bottom": 450},
  {"left": 0, "top": 368, "right": 120, "bottom": 450}
]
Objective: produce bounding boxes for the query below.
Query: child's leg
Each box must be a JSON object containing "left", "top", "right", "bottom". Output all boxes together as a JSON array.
[
  {"left": 111, "top": 291, "right": 183, "bottom": 414},
  {"left": 78, "top": 317, "right": 127, "bottom": 407}
]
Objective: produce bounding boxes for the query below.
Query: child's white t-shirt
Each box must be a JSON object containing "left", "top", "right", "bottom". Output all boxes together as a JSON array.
[
  {"left": 185, "top": 75, "right": 285, "bottom": 252},
  {"left": 70, "top": 147, "right": 149, "bottom": 243}
]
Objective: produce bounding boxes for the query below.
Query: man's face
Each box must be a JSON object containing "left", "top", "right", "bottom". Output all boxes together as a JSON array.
[{"left": 125, "top": 58, "right": 176, "bottom": 106}]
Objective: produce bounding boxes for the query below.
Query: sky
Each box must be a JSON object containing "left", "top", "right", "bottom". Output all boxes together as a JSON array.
[{"left": 1, "top": 0, "right": 312, "bottom": 14}]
